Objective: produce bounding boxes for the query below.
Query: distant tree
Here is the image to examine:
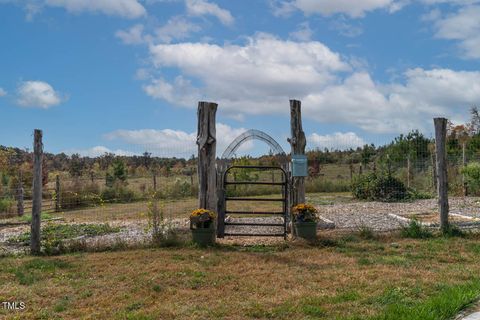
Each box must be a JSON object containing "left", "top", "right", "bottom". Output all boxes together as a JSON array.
[
  {"left": 106, "top": 158, "right": 127, "bottom": 187},
  {"left": 68, "top": 153, "right": 85, "bottom": 178}
]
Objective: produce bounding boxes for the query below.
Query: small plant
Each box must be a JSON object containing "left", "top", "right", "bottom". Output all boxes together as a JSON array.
[
  {"left": 147, "top": 193, "right": 178, "bottom": 247},
  {"left": 292, "top": 203, "right": 318, "bottom": 222},
  {"left": 443, "top": 225, "right": 466, "bottom": 238},
  {"left": 357, "top": 225, "right": 376, "bottom": 240},
  {"left": 189, "top": 209, "right": 216, "bottom": 229},
  {"left": 401, "top": 219, "right": 432, "bottom": 239}
]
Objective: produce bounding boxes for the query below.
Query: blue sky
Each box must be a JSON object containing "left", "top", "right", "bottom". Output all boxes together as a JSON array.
[{"left": 1, "top": 0, "right": 480, "bottom": 158}]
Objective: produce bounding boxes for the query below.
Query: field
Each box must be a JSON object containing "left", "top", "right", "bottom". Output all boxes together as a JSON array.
[{"left": 2, "top": 233, "right": 480, "bottom": 319}]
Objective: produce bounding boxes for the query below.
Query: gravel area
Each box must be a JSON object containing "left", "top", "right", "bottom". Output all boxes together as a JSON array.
[
  {"left": 2, "top": 197, "right": 480, "bottom": 253},
  {"left": 319, "top": 197, "right": 480, "bottom": 231}
]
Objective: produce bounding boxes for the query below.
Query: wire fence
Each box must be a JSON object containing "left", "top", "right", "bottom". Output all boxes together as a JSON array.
[{"left": 2, "top": 128, "right": 480, "bottom": 254}]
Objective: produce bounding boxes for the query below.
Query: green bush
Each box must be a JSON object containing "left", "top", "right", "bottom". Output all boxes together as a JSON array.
[
  {"left": 352, "top": 172, "right": 407, "bottom": 202},
  {"left": 462, "top": 162, "right": 480, "bottom": 195},
  {"left": 101, "top": 182, "right": 137, "bottom": 203},
  {"left": 59, "top": 181, "right": 102, "bottom": 210},
  {"left": 0, "top": 197, "right": 15, "bottom": 214},
  {"left": 401, "top": 219, "right": 432, "bottom": 239}
]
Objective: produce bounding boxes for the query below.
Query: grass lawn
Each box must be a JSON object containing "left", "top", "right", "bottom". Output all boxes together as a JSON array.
[{"left": 1, "top": 232, "right": 480, "bottom": 319}]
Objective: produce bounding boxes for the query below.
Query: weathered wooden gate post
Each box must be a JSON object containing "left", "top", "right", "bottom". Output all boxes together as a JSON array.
[
  {"left": 434, "top": 118, "right": 449, "bottom": 233},
  {"left": 289, "top": 100, "right": 306, "bottom": 206},
  {"left": 197, "top": 102, "right": 218, "bottom": 213},
  {"left": 31, "top": 129, "right": 43, "bottom": 255}
]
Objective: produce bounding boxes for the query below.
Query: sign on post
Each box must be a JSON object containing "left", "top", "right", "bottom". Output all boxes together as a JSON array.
[{"left": 292, "top": 154, "right": 308, "bottom": 177}]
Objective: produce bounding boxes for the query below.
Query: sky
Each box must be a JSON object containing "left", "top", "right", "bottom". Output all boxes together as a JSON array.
[{"left": 1, "top": 0, "right": 480, "bottom": 158}]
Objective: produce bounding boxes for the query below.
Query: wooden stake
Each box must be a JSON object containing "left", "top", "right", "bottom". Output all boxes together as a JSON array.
[
  {"left": 288, "top": 100, "right": 306, "bottom": 207},
  {"left": 17, "top": 182, "right": 24, "bottom": 217},
  {"left": 55, "top": 175, "right": 61, "bottom": 212},
  {"left": 434, "top": 118, "right": 449, "bottom": 233},
  {"left": 31, "top": 129, "right": 43, "bottom": 255},
  {"left": 462, "top": 141, "right": 468, "bottom": 196},
  {"left": 197, "top": 101, "right": 218, "bottom": 212},
  {"left": 407, "top": 155, "right": 411, "bottom": 188}
]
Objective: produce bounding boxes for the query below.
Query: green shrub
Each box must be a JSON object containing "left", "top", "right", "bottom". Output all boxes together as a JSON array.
[
  {"left": 59, "top": 181, "right": 102, "bottom": 210},
  {"left": 101, "top": 182, "right": 137, "bottom": 203},
  {"left": 352, "top": 172, "right": 408, "bottom": 202},
  {"left": 462, "top": 162, "right": 480, "bottom": 195},
  {"left": 0, "top": 197, "right": 15, "bottom": 214},
  {"left": 407, "top": 189, "right": 434, "bottom": 200},
  {"left": 401, "top": 219, "right": 432, "bottom": 239}
]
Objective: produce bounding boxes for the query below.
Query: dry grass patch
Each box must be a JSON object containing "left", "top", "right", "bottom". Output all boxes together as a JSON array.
[{"left": 1, "top": 233, "right": 480, "bottom": 319}]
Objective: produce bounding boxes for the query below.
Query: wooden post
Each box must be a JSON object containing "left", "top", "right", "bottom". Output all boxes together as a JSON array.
[
  {"left": 31, "top": 129, "right": 43, "bottom": 255},
  {"left": 197, "top": 102, "right": 218, "bottom": 212},
  {"left": 349, "top": 162, "right": 354, "bottom": 182},
  {"left": 288, "top": 100, "right": 306, "bottom": 206},
  {"left": 462, "top": 142, "right": 468, "bottom": 196},
  {"left": 407, "top": 155, "right": 411, "bottom": 188},
  {"left": 55, "top": 175, "right": 61, "bottom": 212},
  {"left": 17, "top": 182, "right": 24, "bottom": 217},
  {"left": 434, "top": 118, "right": 449, "bottom": 233},
  {"left": 153, "top": 173, "right": 157, "bottom": 191}
]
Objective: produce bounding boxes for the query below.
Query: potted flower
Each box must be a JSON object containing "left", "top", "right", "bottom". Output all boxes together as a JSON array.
[
  {"left": 190, "top": 209, "right": 216, "bottom": 246},
  {"left": 292, "top": 204, "right": 318, "bottom": 240}
]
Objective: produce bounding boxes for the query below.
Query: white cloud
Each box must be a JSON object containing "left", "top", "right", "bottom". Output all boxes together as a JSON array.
[
  {"left": 304, "top": 68, "right": 480, "bottom": 133},
  {"left": 45, "top": 0, "right": 146, "bottom": 19},
  {"left": 0, "top": 88, "right": 6, "bottom": 97},
  {"left": 16, "top": 81, "right": 64, "bottom": 109},
  {"left": 432, "top": 5, "right": 480, "bottom": 58},
  {"left": 185, "top": 0, "right": 234, "bottom": 25},
  {"left": 64, "top": 146, "right": 135, "bottom": 157},
  {"left": 146, "top": 33, "right": 349, "bottom": 115},
  {"left": 115, "top": 24, "right": 145, "bottom": 45},
  {"left": 142, "top": 32, "right": 480, "bottom": 134},
  {"left": 104, "top": 123, "right": 252, "bottom": 157},
  {"left": 155, "top": 16, "right": 201, "bottom": 43},
  {"left": 289, "top": 22, "right": 313, "bottom": 41},
  {"left": 278, "top": 0, "right": 401, "bottom": 18},
  {"left": 3, "top": 0, "right": 147, "bottom": 20},
  {"left": 309, "top": 132, "right": 366, "bottom": 150}
]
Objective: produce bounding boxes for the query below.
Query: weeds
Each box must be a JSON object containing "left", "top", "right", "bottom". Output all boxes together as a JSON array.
[{"left": 401, "top": 219, "right": 433, "bottom": 239}]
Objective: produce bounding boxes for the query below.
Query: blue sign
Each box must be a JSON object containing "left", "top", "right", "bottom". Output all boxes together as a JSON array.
[{"left": 292, "top": 154, "right": 308, "bottom": 177}]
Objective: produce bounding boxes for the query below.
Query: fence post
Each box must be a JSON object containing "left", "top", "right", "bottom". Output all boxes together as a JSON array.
[
  {"left": 216, "top": 160, "right": 226, "bottom": 238},
  {"left": 31, "top": 129, "right": 43, "bottom": 255},
  {"left": 197, "top": 101, "right": 218, "bottom": 212},
  {"left": 434, "top": 118, "right": 449, "bottom": 233},
  {"left": 462, "top": 142, "right": 468, "bottom": 196},
  {"left": 17, "top": 182, "right": 24, "bottom": 217},
  {"left": 153, "top": 173, "right": 157, "bottom": 191},
  {"left": 55, "top": 175, "right": 61, "bottom": 212},
  {"left": 407, "top": 155, "right": 411, "bottom": 188},
  {"left": 289, "top": 100, "right": 306, "bottom": 206}
]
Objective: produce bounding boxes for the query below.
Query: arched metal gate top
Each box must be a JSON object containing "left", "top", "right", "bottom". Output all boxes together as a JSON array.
[{"left": 220, "top": 129, "right": 287, "bottom": 161}]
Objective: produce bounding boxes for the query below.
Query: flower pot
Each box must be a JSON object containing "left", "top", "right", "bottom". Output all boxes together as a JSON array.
[
  {"left": 294, "top": 221, "right": 318, "bottom": 240},
  {"left": 191, "top": 225, "right": 215, "bottom": 246}
]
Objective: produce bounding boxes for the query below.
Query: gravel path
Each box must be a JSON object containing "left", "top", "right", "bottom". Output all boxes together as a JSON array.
[{"left": 2, "top": 197, "right": 480, "bottom": 253}]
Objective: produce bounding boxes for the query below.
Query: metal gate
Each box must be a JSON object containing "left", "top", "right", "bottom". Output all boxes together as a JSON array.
[{"left": 217, "top": 165, "right": 288, "bottom": 239}]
